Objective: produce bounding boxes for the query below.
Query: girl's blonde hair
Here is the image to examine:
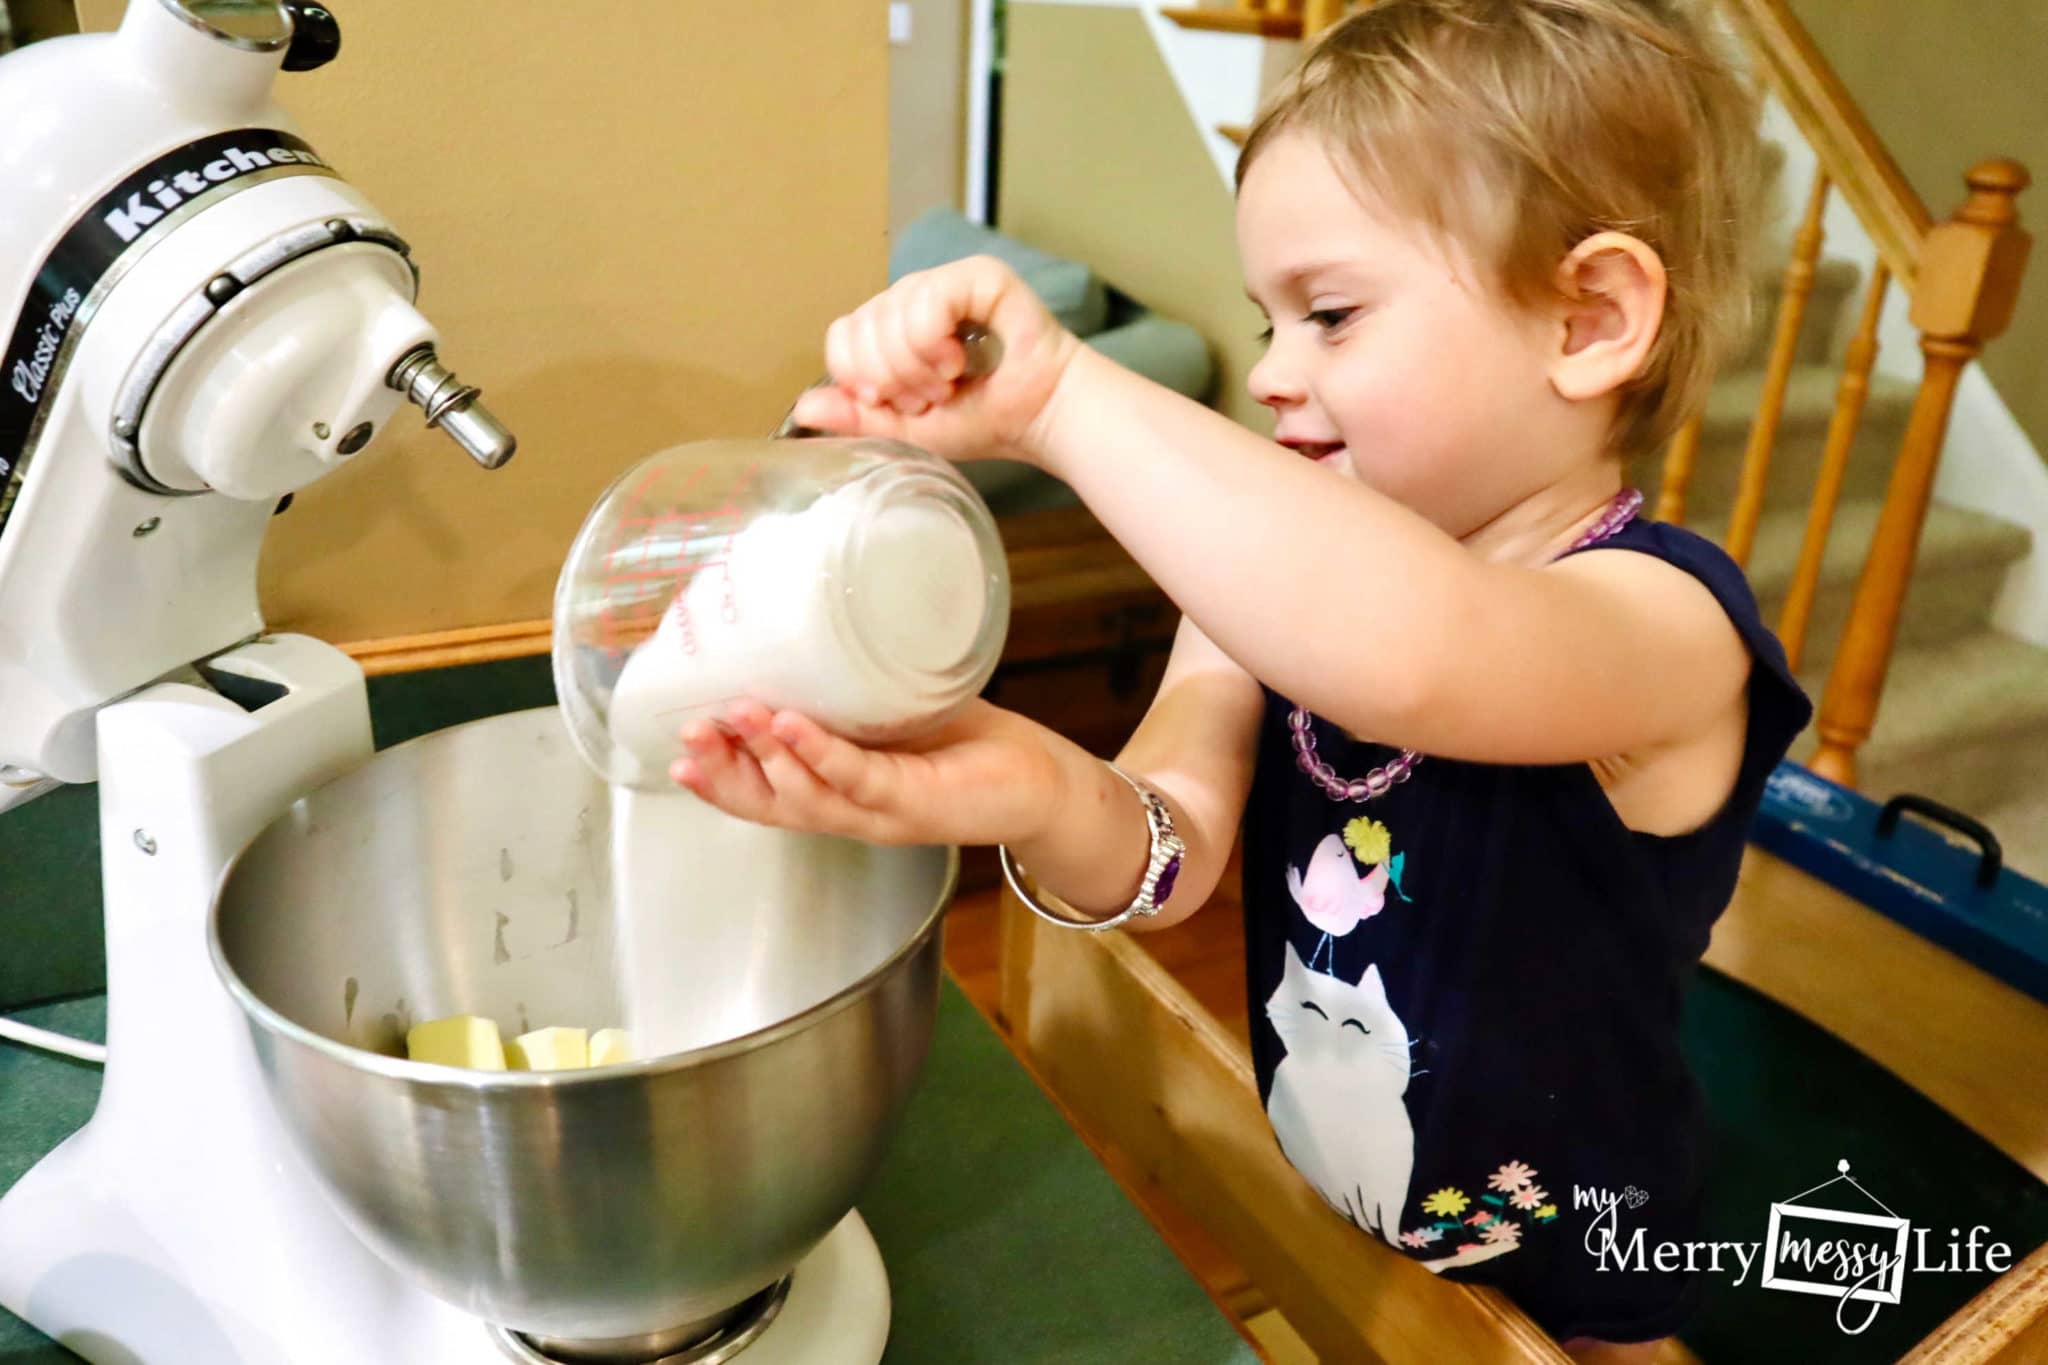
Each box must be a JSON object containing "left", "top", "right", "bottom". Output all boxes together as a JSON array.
[{"left": 1238, "top": 0, "right": 1764, "bottom": 457}]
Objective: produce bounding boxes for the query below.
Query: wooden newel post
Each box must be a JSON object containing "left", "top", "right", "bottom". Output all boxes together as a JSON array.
[{"left": 1810, "top": 160, "right": 2032, "bottom": 786}]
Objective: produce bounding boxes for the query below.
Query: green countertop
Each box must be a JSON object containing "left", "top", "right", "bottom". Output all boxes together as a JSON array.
[{"left": 0, "top": 982, "right": 1257, "bottom": 1364}]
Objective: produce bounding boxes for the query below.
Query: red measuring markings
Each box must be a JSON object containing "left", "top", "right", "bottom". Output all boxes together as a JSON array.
[
  {"left": 592, "top": 462, "right": 761, "bottom": 660},
  {"left": 593, "top": 462, "right": 710, "bottom": 658},
  {"left": 662, "top": 464, "right": 760, "bottom": 654}
]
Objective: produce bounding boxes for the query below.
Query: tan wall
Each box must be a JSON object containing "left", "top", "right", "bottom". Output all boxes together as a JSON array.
[
  {"left": 81, "top": 0, "right": 887, "bottom": 643},
  {"left": 1001, "top": 3, "right": 1270, "bottom": 432},
  {"left": 890, "top": 0, "right": 968, "bottom": 238},
  {"left": 1789, "top": 1, "right": 2045, "bottom": 455}
]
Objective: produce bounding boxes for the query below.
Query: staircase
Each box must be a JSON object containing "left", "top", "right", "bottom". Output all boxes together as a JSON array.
[
  {"left": 1644, "top": 263, "right": 2048, "bottom": 880},
  {"left": 1138, "top": 0, "right": 2048, "bottom": 881}
]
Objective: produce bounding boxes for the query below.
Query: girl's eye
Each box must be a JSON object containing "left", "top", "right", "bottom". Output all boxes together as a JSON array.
[
  {"left": 1255, "top": 325, "right": 1274, "bottom": 345},
  {"left": 1308, "top": 307, "right": 1357, "bottom": 332}
]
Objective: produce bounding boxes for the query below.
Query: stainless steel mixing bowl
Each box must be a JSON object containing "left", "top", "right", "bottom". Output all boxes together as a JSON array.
[{"left": 208, "top": 707, "right": 952, "bottom": 1357}]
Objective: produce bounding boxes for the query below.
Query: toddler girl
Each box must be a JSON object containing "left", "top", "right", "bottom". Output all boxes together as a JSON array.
[{"left": 675, "top": 3, "right": 1811, "bottom": 1355}]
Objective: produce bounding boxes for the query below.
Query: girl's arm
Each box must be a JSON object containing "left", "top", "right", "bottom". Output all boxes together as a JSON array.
[
  {"left": 1010, "top": 614, "right": 1263, "bottom": 927},
  {"left": 1031, "top": 345, "right": 1752, "bottom": 766},
  {"left": 677, "top": 614, "right": 1262, "bottom": 925},
  {"left": 792, "top": 258, "right": 1750, "bottom": 768}
]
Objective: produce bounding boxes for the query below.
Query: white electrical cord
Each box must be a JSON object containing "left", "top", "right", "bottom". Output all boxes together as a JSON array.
[{"left": 0, "top": 1014, "right": 107, "bottom": 1065}]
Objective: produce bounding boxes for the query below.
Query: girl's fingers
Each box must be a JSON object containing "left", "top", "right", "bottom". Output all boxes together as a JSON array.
[
  {"left": 824, "top": 313, "right": 860, "bottom": 400},
  {"left": 787, "top": 385, "right": 862, "bottom": 435},
  {"left": 876, "top": 290, "right": 948, "bottom": 407},
  {"left": 723, "top": 703, "right": 884, "bottom": 839},
  {"left": 770, "top": 710, "right": 902, "bottom": 813},
  {"left": 848, "top": 308, "right": 890, "bottom": 408},
  {"left": 906, "top": 274, "right": 968, "bottom": 381},
  {"left": 673, "top": 718, "right": 773, "bottom": 810},
  {"left": 725, "top": 703, "right": 825, "bottom": 800}
]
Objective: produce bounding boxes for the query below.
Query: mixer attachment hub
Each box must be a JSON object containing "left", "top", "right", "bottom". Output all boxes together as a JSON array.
[{"left": 389, "top": 343, "right": 518, "bottom": 469}]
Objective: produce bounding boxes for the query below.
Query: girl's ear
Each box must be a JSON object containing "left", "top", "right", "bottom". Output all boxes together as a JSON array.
[{"left": 1547, "top": 231, "right": 1667, "bottom": 404}]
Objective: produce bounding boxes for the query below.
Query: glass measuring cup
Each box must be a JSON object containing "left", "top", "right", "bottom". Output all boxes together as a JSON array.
[{"left": 553, "top": 436, "right": 1011, "bottom": 790}]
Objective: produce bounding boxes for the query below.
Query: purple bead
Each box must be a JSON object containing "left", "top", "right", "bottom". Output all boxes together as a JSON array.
[
  {"left": 1154, "top": 853, "right": 1182, "bottom": 905},
  {"left": 1293, "top": 492, "right": 1638, "bottom": 807}
]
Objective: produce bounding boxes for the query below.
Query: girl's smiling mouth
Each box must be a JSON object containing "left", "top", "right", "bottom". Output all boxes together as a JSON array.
[{"left": 1279, "top": 438, "right": 1347, "bottom": 468}]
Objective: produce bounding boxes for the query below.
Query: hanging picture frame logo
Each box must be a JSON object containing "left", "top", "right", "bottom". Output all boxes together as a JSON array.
[{"left": 1758, "top": 1161, "right": 1911, "bottom": 1331}]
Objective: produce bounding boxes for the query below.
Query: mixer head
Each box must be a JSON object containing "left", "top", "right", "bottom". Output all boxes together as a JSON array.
[{"left": 0, "top": 0, "right": 517, "bottom": 802}]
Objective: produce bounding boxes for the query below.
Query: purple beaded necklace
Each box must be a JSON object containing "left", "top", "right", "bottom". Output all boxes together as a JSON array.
[{"left": 1289, "top": 487, "right": 1644, "bottom": 804}]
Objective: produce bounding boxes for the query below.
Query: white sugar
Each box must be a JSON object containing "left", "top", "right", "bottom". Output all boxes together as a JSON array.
[
  {"left": 606, "top": 485, "right": 985, "bottom": 781},
  {"left": 602, "top": 483, "right": 986, "bottom": 1055}
]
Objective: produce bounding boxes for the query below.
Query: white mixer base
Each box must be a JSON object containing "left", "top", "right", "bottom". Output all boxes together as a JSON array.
[
  {"left": 719, "top": 1213, "right": 891, "bottom": 1365},
  {"left": 0, "top": 638, "right": 502, "bottom": 1364},
  {"left": 499, "top": 1216, "right": 892, "bottom": 1365}
]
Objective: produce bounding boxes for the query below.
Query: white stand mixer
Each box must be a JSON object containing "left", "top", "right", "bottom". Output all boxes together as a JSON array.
[{"left": 0, "top": 3, "right": 890, "bottom": 1361}]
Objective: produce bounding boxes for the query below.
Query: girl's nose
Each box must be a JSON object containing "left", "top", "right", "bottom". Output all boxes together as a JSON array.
[{"left": 1247, "top": 341, "right": 1303, "bottom": 410}]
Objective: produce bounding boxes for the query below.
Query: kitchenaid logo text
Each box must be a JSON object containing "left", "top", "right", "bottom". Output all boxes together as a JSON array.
[
  {"left": 8, "top": 287, "right": 80, "bottom": 408},
  {"left": 101, "top": 143, "right": 328, "bottom": 244}
]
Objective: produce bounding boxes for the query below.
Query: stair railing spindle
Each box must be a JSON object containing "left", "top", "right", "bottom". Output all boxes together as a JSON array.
[
  {"left": 1778, "top": 262, "right": 1890, "bottom": 672},
  {"left": 1653, "top": 415, "right": 1704, "bottom": 526},
  {"left": 1727, "top": 169, "right": 1830, "bottom": 568}
]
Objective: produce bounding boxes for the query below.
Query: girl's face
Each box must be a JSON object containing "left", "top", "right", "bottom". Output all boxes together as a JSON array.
[{"left": 1237, "top": 131, "right": 1583, "bottom": 538}]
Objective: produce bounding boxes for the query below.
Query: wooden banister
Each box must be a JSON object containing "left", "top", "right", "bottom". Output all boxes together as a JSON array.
[
  {"left": 1718, "top": 0, "right": 1931, "bottom": 293},
  {"left": 1810, "top": 161, "right": 2033, "bottom": 786},
  {"left": 1161, "top": 6, "right": 1304, "bottom": 39},
  {"left": 1167, "top": 0, "right": 1346, "bottom": 42}
]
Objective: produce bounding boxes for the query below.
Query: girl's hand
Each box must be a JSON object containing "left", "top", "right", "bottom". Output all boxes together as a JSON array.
[
  {"left": 670, "top": 697, "right": 1068, "bottom": 848},
  {"left": 788, "top": 255, "right": 1082, "bottom": 467}
]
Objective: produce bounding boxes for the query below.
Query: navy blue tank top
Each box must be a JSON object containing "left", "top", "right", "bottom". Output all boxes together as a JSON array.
[{"left": 1240, "top": 517, "right": 1812, "bottom": 1342}]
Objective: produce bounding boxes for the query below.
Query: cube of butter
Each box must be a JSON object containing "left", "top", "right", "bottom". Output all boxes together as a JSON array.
[
  {"left": 406, "top": 1014, "right": 507, "bottom": 1070},
  {"left": 507, "top": 1026, "right": 589, "bottom": 1071},
  {"left": 588, "top": 1028, "right": 635, "bottom": 1066}
]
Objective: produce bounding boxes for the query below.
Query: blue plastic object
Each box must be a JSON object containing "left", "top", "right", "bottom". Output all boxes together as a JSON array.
[{"left": 1751, "top": 762, "right": 2048, "bottom": 1007}]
